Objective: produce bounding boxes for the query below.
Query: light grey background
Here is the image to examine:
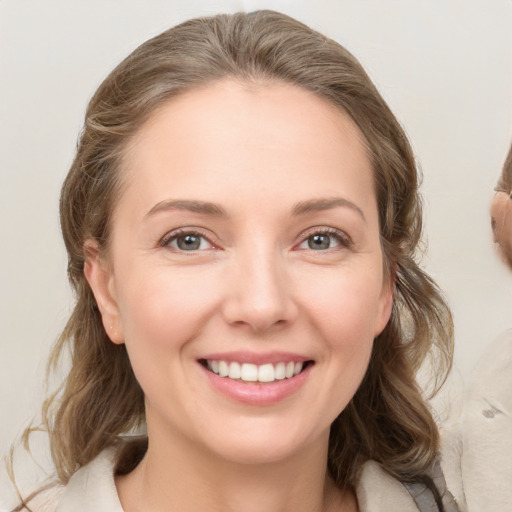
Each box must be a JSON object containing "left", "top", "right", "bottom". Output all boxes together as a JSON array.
[{"left": 1, "top": 0, "right": 511, "bottom": 459}]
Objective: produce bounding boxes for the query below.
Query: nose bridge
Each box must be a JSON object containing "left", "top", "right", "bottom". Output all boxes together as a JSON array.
[{"left": 223, "top": 239, "right": 296, "bottom": 332}]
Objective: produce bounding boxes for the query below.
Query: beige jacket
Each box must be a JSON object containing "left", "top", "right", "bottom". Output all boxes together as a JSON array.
[{"left": 17, "top": 445, "right": 464, "bottom": 512}]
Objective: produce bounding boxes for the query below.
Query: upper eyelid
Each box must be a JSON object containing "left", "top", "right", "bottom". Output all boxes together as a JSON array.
[
  {"left": 297, "top": 226, "right": 352, "bottom": 245},
  {"left": 160, "top": 228, "right": 216, "bottom": 248}
]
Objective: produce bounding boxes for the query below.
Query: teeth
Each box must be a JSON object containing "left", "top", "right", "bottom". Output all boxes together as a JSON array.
[
  {"left": 285, "top": 362, "right": 294, "bottom": 379},
  {"left": 218, "top": 361, "right": 229, "bottom": 377},
  {"left": 275, "top": 362, "right": 286, "bottom": 380},
  {"left": 240, "top": 363, "right": 258, "bottom": 382},
  {"left": 205, "top": 359, "right": 307, "bottom": 383},
  {"left": 228, "top": 362, "right": 241, "bottom": 379},
  {"left": 258, "top": 363, "right": 274, "bottom": 382}
]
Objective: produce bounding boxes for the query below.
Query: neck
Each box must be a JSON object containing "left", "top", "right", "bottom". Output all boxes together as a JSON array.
[{"left": 116, "top": 423, "right": 355, "bottom": 512}]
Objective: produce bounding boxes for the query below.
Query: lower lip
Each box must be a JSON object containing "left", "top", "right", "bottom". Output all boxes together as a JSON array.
[{"left": 200, "top": 363, "right": 312, "bottom": 406}]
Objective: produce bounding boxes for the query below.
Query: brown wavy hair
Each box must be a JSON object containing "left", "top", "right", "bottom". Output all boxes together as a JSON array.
[{"left": 17, "top": 9, "right": 453, "bottom": 501}]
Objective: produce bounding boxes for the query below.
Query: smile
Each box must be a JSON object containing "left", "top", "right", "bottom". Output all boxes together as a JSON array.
[
  {"left": 203, "top": 360, "right": 307, "bottom": 383},
  {"left": 198, "top": 355, "right": 314, "bottom": 405}
]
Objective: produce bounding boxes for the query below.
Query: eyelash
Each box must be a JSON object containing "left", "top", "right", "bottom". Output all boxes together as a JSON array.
[
  {"left": 160, "top": 229, "right": 216, "bottom": 252},
  {"left": 296, "top": 227, "right": 352, "bottom": 251},
  {"left": 159, "top": 227, "right": 352, "bottom": 253}
]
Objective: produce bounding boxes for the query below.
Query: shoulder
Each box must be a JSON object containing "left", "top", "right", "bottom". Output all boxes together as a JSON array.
[
  {"left": 355, "top": 460, "right": 416, "bottom": 511},
  {"left": 462, "top": 329, "right": 512, "bottom": 510},
  {"left": 466, "top": 328, "right": 512, "bottom": 399},
  {"left": 356, "top": 449, "right": 464, "bottom": 512},
  {"left": 54, "top": 447, "right": 123, "bottom": 512},
  {"left": 0, "top": 454, "right": 61, "bottom": 512},
  {"left": 14, "top": 485, "right": 64, "bottom": 512},
  {"left": 16, "top": 447, "right": 123, "bottom": 512}
]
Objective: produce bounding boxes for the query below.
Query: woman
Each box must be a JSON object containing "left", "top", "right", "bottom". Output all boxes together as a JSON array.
[{"left": 12, "top": 10, "right": 461, "bottom": 511}]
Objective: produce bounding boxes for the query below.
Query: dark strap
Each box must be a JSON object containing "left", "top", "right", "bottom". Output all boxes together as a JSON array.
[{"left": 402, "top": 460, "right": 459, "bottom": 512}]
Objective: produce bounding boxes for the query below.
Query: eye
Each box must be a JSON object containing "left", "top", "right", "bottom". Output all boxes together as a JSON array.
[
  {"left": 162, "top": 230, "right": 214, "bottom": 251},
  {"left": 297, "top": 229, "right": 350, "bottom": 251}
]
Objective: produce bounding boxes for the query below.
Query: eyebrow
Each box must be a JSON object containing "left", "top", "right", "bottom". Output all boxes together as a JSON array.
[
  {"left": 144, "top": 199, "right": 227, "bottom": 219},
  {"left": 144, "top": 196, "right": 366, "bottom": 222},
  {"left": 291, "top": 197, "right": 366, "bottom": 222}
]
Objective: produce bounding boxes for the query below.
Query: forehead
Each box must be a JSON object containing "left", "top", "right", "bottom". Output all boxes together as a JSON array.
[{"left": 118, "top": 79, "right": 376, "bottom": 221}]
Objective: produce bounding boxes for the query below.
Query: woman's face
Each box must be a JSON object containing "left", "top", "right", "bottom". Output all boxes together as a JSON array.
[{"left": 86, "top": 80, "right": 393, "bottom": 464}]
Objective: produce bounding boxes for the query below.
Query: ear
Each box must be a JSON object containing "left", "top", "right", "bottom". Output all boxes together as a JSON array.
[
  {"left": 83, "top": 240, "right": 124, "bottom": 344},
  {"left": 374, "top": 269, "right": 395, "bottom": 338},
  {"left": 490, "top": 191, "right": 512, "bottom": 268}
]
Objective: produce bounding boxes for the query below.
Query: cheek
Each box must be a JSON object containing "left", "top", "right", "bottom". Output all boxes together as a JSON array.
[
  {"left": 295, "top": 266, "right": 385, "bottom": 408},
  {"left": 297, "top": 265, "right": 385, "bottom": 345},
  {"left": 114, "top": 266, "right": 221, "bottom": 381}
]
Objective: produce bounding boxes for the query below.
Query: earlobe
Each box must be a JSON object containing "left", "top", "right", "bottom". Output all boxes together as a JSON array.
[{"left": 83, "top": 240, "right": 124, "bottom": 344}]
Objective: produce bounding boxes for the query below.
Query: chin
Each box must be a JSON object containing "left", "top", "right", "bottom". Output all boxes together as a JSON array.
[
  {"left": 211, "top": 436, "right": 307, "bottom": 466},
  {"left": 197, "top": 416, "right": 328, "bottom": 466}
]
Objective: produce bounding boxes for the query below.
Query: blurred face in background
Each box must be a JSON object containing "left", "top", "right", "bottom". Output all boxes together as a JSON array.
[
  {"left": 491, "top": 147, "right": 512, "bottom": 269},
  {"left": 491, "top": 191, "right": 512, "bottom": 269}
]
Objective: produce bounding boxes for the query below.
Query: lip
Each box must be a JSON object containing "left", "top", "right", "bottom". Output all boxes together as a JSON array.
[
  {"left": 198, "top": 352, "right": 314, "bottom": 406},
  {"left": 199, "top": 351, "right": 311, "bottom": 365}
]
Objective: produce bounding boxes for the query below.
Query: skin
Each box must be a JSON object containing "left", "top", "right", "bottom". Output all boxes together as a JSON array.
[
  {"left": 85, "top": 80, "right": 393, "bottom": 512},
  {"left": 490, "top": 190, "right": 512, "bottom": 269}
]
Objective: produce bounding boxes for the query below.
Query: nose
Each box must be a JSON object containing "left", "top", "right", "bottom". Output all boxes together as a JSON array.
[{"left": 221, "top": 247, "right": 298, "bottom": 334}]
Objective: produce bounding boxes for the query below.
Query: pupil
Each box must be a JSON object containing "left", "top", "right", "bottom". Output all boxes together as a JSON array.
[
  {"left": 309, "top": 234, "right": 330, "bottom": 250},
  {"left": 178, "top": 235, "right": 200, "bottom": 250}
]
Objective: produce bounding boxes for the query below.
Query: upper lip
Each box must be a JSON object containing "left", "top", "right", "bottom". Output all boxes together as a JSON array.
[{"left": 198, "top": 351, "right": 312, "bottom": 365}]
